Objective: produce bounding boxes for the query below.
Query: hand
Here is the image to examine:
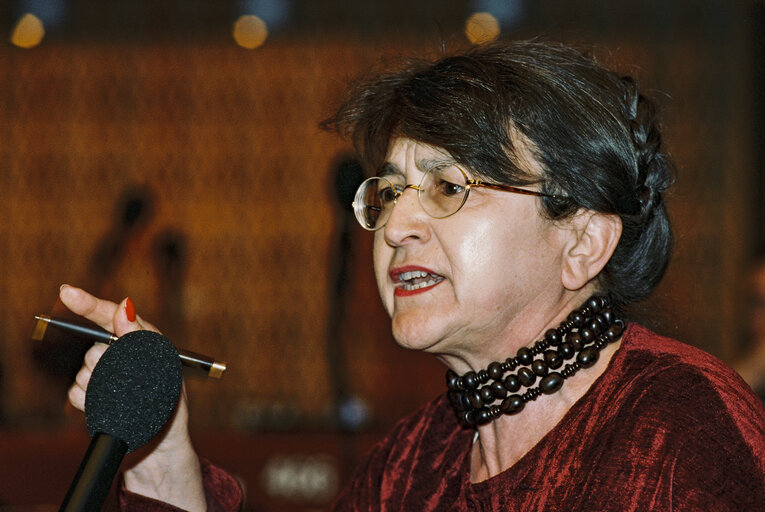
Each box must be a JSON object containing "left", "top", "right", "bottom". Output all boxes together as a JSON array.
[
  {"left": 61, "top": 285, "right": 206, "bottom": 511},
  {"left": 63, "top": 284, "right": 161, "bottom": 412}
]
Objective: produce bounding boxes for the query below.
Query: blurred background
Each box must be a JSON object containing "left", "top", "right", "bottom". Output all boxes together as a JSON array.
[{"left": 0, "top": 0, "right": 763, "bottom": 510}]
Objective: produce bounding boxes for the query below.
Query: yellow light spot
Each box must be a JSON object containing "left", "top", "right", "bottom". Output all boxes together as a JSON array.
[
  {"left": 10, "top": 13, "right": 45, "bottom": 49},
  {"left": 233, "top": 15, "right": 268, "bottom": 49},
  {"left": 465, "top": 12, "right": 500, "bottom": 45}
]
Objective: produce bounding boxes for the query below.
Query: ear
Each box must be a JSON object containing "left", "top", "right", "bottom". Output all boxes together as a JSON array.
[{"left": 560, "top": 210, "right": 622, "bottom": 291}]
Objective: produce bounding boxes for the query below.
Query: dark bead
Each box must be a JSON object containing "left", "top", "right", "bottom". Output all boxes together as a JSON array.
[
  {"left": 477, "top": 370, "right": 489, "bottom": 383},
  {"left": 531, "top": 359, "right": 548, "bottom": 376},
  {"left": 580, "top": 327, "right": 595, "bottom": 343},
  {"left": 504, "top": 374, "right": 521, "bottom": 392},
  {"left": 459, "top": 392, "right": 473, "bottom": 411},
  {"left": 568, "top": 310, "right": 585, "bottom": 327},
  {"left": 517, "top": 367, "right": 537, "bottom": 387},
  {"left": 558, "top": 342, "right": 575, "bottom": 359},
  {"left": 487, "top": 361, "right": 504, "bottom": 380},
  {"left": 463, "top": 371, "right": 478, "bottom": 390},
  {"left": 480, "top": 386, "right": 495, "bottom": 404},
  {"left": 544, "top": 349, "right": 563, "bottom": 369},
  {"left": 516, "top": 347, "right": 533, "bottom": 366},
  {"left": 446, "top": 370, "right": 460, "bottom": 390},
  {"left": 588, "top": 318, "right": 602, "bottom": 335},
  {"left": 468, "top": 390, "right": 483, "bottom": 409},
  {"left": 577, "top": 347, "right": 599, "bottom": 368},
  {"left": 561, "top": 364, "right": 577, "bottom": 378},
  {"left": 544, "top": 328, "right": 561, "bottom": 346},
  {"left": 476, "top": 408, "right": 491, "bottom": 425},
  {"left": 464, "top": 410, "right": 477, "bottom": 425},
  {"left": 500, "top": 395, "right": 525, "bottom": 415},
  {"left": 505, "top": 357, "right": 518, "bottom": 370},
  {"left": 601, "top": 309, "right": 613, "bottom": 324},
  {"left": 540, "top": 373, "right": 564, "bottom": 394},
  {"left": 587, "top": 296, "right": 601, "bottom": 313},
  {"left": 491, "top": 381, "right": 507, "bottom": 399},
  {"left": 567, "top": 332, "right": 583, "bottom": 350},
  {"left": 606, "top": 320, "right": 624, "bottom": 340}
]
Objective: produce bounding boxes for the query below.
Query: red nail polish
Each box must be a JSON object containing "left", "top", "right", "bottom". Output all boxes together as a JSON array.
[{"left": 125, "top": 297, "right": 137, "bottom": 322}]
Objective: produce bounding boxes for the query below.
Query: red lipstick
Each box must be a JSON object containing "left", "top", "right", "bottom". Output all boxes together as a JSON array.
[{"left": 390, "top": 265, "right": 445, "bottom": 297}]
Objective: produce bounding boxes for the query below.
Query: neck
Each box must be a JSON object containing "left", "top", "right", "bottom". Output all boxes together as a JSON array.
[
  {"left": 469, "top": 338, "right": 622, "bottom": 481},
  {"left": 446, "top": 295, "right": 623, "bottom": 426}
]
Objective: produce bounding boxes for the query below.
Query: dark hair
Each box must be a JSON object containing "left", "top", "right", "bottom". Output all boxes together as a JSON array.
[{"left": 323, "top": 40, "right": 674, "bottom": 307}]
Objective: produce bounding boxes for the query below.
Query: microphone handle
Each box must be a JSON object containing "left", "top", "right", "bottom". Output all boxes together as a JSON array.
[{"left": 60, "top": 433, "right": 128, "bottom": 512}]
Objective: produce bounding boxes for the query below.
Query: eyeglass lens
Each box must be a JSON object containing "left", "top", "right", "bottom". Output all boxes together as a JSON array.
[{"left": 353, "top": 166, "right": 470, "bottom": 230}]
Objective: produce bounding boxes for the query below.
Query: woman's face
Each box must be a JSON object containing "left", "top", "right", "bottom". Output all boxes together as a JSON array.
[{"left": 373, "top": 137, "right": 572, "bottom": 363}]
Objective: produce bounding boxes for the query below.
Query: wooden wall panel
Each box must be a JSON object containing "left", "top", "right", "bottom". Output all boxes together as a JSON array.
[
  {"left": 0, "top": 40, "right": 445, "bottom": 432},
  {"left": 0, "top": 23, "right": 756, "bottom": 509},
  {"left": 0, "top": 32, "right": 756, "bottom": 424}
]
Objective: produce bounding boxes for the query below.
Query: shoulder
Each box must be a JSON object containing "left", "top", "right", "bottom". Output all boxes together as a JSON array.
[
  {"left": 562, "top": 324, "right": 765, "bottom": 508},
  {"left": 618, "top": 323, "right": 760, "bottom": 401},
  {"left": 613, "top": 323, "right": 765, "bottom": 463}
]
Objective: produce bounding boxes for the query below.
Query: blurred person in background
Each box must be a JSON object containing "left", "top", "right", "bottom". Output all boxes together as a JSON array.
[{"left": 735, "top": 258, "right": 765, "bottom": 399}]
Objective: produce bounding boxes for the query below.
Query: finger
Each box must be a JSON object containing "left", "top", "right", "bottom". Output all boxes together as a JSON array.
[
  {"left": 112, "top": 297, "right": 161, "bottom": 338},
  {"left": 73, "top": 366, "right": 90, "bottom": 392},
  {"left": 59, "top": 285, "right": 120, "bottom": 331},
  {"left": 83, "top": 343, "right": 109, "bottom": 372},
  {"left": 68, "top": 383, "right": 86, "bottom": 412}
]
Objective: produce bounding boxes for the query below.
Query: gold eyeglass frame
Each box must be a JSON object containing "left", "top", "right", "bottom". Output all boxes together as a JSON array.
[{"left": 352, "top": 164, "right": 561, "bottom": 231}]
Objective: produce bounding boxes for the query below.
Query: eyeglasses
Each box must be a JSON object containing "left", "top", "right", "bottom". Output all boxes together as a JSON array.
[{"left": 352, "top": 164, "right": 561, "bottom": 231}]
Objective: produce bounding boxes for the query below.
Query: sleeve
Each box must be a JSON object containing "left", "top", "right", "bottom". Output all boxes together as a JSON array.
[{"left": 118, "top": 458, "right": 244, "bottom": 511}]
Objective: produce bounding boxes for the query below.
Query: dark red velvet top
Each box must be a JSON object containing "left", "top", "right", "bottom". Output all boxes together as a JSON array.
[{"left": 122, "top": 324, "right": 765, "bottom": 511}]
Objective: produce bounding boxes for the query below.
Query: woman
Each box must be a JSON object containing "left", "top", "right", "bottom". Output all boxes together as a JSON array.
[{"left": 64, "top": 40, "right": 765, "bottom": 510}]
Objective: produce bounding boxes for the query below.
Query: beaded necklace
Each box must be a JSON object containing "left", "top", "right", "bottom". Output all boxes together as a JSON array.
[{"left": 446, "top": 295, "right": 624, "bottom": 426}]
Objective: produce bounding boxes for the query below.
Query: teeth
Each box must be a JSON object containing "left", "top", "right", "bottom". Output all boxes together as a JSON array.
[
  {"left": 398, "top": 270, "right": 443, "bottom": 291},
  {"left": 400, "top": 270, "right": 428, "bottom": 281}
]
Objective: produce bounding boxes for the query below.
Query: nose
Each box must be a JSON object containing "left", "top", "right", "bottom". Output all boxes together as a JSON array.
[{"left": 383, "top": 185, "right": 430, "bottom": 246}]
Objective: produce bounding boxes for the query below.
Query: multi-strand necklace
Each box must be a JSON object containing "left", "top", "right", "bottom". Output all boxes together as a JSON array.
[{"left": 446, "top": 295, "right": 624, "bottom": 426}]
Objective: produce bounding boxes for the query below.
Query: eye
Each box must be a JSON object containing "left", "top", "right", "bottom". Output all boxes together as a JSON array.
[
  {"left": 378, "top": 184, "right": 400, "bottom": 203},
  {"left": 426, "top": 165, "right": 467, "bottom": 197},
  {"left": 436, "top": 179, "right": 465, "bottom": 196}
]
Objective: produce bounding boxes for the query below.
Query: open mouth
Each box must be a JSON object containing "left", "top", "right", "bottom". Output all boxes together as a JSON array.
[{"left": 398, "top": 269, "right": 444, "bottom": 291}]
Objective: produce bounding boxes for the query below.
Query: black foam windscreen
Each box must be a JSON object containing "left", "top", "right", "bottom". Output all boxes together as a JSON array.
[{"left": 85, "top": 330, "right": 183, "bottom": 452}]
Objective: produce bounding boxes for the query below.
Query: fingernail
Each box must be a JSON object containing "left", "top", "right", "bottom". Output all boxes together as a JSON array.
[{"left": 125, "top": 297, "right": 137, "bottom": 322}]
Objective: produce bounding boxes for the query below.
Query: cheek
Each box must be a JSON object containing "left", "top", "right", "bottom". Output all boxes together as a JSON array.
[
  {"left": 372, "top": 233, "right": 393, "bottom": 313},
  {"left": 450, "top": 215, "right": 557, "bottom": 298}
]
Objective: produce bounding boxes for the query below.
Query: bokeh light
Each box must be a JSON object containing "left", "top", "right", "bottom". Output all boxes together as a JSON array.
[
  {"left": 10, "top": 13, "right": 46, "bottom": 49},
  {"left": 464, "top": 12, "right": 500, "bottom": 45},
  {"left": 233, "top": 14, "right": 269, "bottom": 49}
]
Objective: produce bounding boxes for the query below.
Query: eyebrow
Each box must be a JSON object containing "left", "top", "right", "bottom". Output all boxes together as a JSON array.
[
  {"left": 377, "top": 161, "right": 402, "bottom": 178},
  {"left": 416, "top": 157, "right": 459, "bottom": 172},
  {"left": 377, "top": 156, "right": 459, "bottom": 178}
]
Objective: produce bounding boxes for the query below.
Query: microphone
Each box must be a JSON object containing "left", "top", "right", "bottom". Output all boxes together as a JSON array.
[{"left": 60, "top": 330, "right": 183, "bottom": 512}]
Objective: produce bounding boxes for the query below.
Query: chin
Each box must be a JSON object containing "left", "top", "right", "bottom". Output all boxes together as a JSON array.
[{"left": 390, "top": 315, "right": 444, "bottom": 353}]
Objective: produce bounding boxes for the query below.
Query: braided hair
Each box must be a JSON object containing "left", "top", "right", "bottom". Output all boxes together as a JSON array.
[{"left": 324, "top": 40, "right": 674, "bottom": 307}]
